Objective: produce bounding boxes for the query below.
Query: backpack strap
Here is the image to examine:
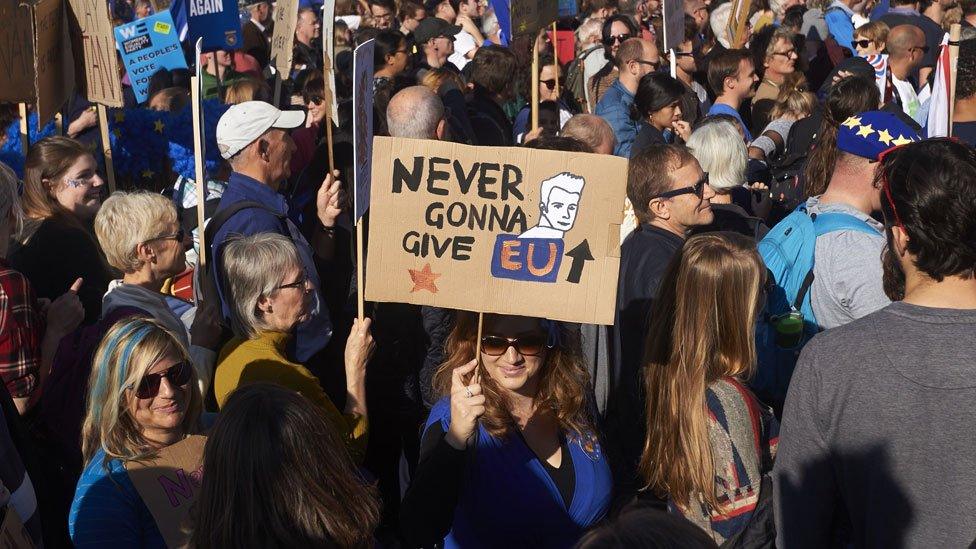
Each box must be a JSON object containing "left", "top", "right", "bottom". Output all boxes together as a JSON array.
[
  {"left": 199, "top": 200, "right": 286, "bottom": 300},
  {"left": 791, "top": 211, "right": 879, "bottom": 311}
]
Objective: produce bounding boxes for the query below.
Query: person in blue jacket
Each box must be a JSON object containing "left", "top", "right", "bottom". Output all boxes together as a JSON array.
[
  {"left": 400, "top": 312, "right": 612, "bottom": 548},
  {"left": 69, "top": 317, "right": 203, "bottom": 548}
]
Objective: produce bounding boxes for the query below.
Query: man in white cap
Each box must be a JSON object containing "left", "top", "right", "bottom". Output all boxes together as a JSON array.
[{"left": 210, "top": 100, "right": 343, "bottom": 361}]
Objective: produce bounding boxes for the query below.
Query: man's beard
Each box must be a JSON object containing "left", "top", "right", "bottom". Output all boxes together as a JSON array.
[{"left": 882, "top": 241, "right": 906, "bottom": 301}]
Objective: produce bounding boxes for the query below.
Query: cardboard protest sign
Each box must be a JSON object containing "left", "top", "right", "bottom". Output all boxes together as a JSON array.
[
  {"left": 509, "top": 0, "right": 558, "bottom": 37},
  {"left": 726, "top": 0, "right": 751, "bottom": 49},
  {"left": 270, "top": 0, "right": 299, "bottom": 78},
  {"left": 0, "top": 506, "right": 33, "bottom": 549},
  {"left": 662, "top": 0, "right": 684, "bottom": 51},
  {"left": 126, "top": 435, "right": 206, "bottom": 548},
  {"left": 115, "top": 11, "right": 187, "bottom": 104},
  {"left": 365, "top": 137, "right": 627, "bottom": 325},
  {"left": 186, "top": 0, "right": 242, "bottom": 51},
  {"left": 353, "top": 39, "right": 374, "bottom": 222},
  {"left": 32, "top": 0, "right": 75, "bottom": 128},
  {"left": 0, "top": 0, "right": 36, "bottom": 103},
  {"left": 66, "top": 0, "right": 124, "bottom": 107},
  {"left": 321, "top": 0, "right": 339, "bottom": 121}
]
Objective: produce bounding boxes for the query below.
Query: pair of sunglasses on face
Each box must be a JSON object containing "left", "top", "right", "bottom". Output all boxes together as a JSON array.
[
  {"left": 650, "top": 172, "right": 709, "bottom": 200},
  {"left": 130, "top": 361, "right": 192, "bottom": 399},
  {"left": 480, "top": 334, "right": 553, "bottom": 356}
]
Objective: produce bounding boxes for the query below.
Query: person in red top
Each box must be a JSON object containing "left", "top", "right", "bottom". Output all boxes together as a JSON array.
[{"left": 0, "top": 163, "right": 83, "bottom": 414}]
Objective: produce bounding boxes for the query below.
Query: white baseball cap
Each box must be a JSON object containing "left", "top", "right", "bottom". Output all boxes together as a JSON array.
[{"left": 216, "top": 101, "right": 306, "bottom": 160}]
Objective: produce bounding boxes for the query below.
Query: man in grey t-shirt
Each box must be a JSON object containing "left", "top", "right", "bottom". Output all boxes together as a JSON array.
[
  {"left": 807, "top": 111, "right": 919, "bottom": 329},
  {"left": 775, "top": 139, "right": 976, "bottom": 547}
]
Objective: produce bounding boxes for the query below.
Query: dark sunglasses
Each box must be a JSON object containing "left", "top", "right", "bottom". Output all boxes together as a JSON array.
[
  {"left": 851, "top": 39, "right": 873, "bottom": 49},
  {"left": 481, "top": 334, "right": 550, "bottom": 356},
  {"left": 540, "top": 78, "right": 561, "bottom": 90},
  {"left": 133, "top": 361, "right": 192, "bottom": 399},
  {"left": 143, "top": 228, "right": 185, "bottom": 245},
  {"left": 604, "top": 33, "right": 631, "bottom": 45},
  {"left": 674, "top": 51, "right": 695, "bottom": 57},
  {"left": 910, "top": 45, "right": 930, "bottom": 54},
  {"left": 651, "top": 172, "right": 709, "bottom": 200}
]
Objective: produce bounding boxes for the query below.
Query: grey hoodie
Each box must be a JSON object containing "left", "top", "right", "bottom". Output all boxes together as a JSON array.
[{"left": 102, "top": 280, "right": 216, "bottom": 393}]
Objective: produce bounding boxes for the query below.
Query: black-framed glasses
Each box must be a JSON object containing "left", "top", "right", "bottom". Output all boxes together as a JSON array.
[
  {"left": 143, "top": 228, "right": 185, "bottom": 245},
  {"left": 277, "top": 273, "right": 309, "bottom": 291},
  {"left": 603, "top": 33, "right": 631, "bottom": 45},
  {"left": 634, "top": 59, "right": 660, "bottom": 69},
  {"left": 132, "top": 361, "right": 192, "bottom": 399},
  {"left": 480, "top": 334, "right": 550, "bottom": 356},
  {"left": 910, "top": 45, "right": 930, "bottom": 54},
  {"left": 771, "top": 48, "right": 797, "bottom": 58},
  {"left": 851, "top": 39, "right": 873, "bottom": 49},
  {"left": 651, "top": 172, "right": 709, "bottom": 200},
  {"left": 674, "top": 51, "right": 695, "bottom": 57},
  {"left": 541, "top": 78, "right": 561, "bottom": 90}
]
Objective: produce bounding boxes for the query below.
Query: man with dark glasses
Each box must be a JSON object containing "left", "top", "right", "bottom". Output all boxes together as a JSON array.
[
  {"left": 604, "top": 144, "right": 714, "bottom": 492},
  {"left": 883, "top": 25, "right": 932, "bottom": 126}
]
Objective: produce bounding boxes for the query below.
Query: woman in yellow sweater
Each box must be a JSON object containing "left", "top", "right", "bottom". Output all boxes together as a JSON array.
[{"left": 214, "top": 233, "right": 374, "bottom": 462}]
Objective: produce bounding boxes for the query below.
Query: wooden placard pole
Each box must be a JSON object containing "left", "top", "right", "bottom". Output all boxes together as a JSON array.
[
  {"left": 190, "top": 75, "right": 208, "bottom": 268},
  {"left": 475, "top": 311, "right": 484, "bottom": 372},
  {"left": 18, "top": 104, "right": 29, "bottom": 159},
  {"left": 531, "top": 35, "right": 540, "bottom": 132},
  {"left": 357, "top": 220, "right": 364, "bottom": 321},
  {"left": 949, "top": 23, "right": 961, "bottom": 137},
  {"left": 54, "top": 113, "right": 63, "bottom": 136},
  {"left": 96, "top": 104, "right": 117, "bottom": 194},
  {"left": 670, "top": 49, "right": 677, "bottom": 79},
  {"left": 552, "top": 22, "right": 559, "bottom": 98},
  {"left": 273, "top": 72, "right": 283, "bottom": 107}
]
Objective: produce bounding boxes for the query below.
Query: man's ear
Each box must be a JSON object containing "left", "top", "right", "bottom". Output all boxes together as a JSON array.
[
  {"left": 724, "top": 75, "right": 736, "bottom": 92},
  {"left": 648, "top": 198, "right": 670, "bottom": 220},
  {"left": 257, "top": 138, "right": 270, "bottom": 160},
  {"left": 892, "top": 224, "right": 910, "bottom": 257},
  {"left": 436, "top": 118, "right": 447, "bottom": 140},
  {"left": 539, "top": 201, "right": 548, "bottom": 214}
]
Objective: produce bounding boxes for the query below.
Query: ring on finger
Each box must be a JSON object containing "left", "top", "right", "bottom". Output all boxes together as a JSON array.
[{"left": 465, "top": 388, "right": 473, "bottom": 398}]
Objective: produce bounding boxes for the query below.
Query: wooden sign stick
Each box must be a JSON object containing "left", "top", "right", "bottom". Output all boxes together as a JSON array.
[
  {"left": 273, "top": 72, "right": 283, "bottom": 106},
  {"left": 531, "top": 34, "right": 540, "bottom": 131},
  {"left": 190, "top": 75, "right": 208, "bottom": 268},
  {"left": 552, "top": 22, "right": 559, "bottom": 98},
  {"left": 18, "top": 104, "right": 29, "bottom": 159},
  {"left": 54, "top": 113, "right": 63, "bottom": 136},
  {"left": 357, "top": 220, "right": 365, "bottom": 321},
  {"left": 96, "top": 104, "right": 117, "bottom": 194},
  {"left": 949, "top": 23, "right": 961, "bottom": 137}
]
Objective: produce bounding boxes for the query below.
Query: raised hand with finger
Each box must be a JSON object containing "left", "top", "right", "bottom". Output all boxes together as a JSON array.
[{"left": 444, "top": 359, "right": 486, "bottom": 450}]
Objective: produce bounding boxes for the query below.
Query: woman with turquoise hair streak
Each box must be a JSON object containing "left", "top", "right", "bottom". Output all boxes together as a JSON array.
[{"left": 68, "top": 316, "right": 203, "bottom": 549}]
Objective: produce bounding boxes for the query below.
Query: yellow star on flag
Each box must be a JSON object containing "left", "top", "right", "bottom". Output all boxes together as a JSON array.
[
  {"left": 112, "top": 128, "right": 121, "bottom": 139},
  {"left": 842, "top": 116, "right": 862, "bottom": 129},
  {"left": 153, "top": 119, "right": 165, "bottom": 133},
  {"left": 141, "top": 169, "right": 154, "bottom": 179},
  {"left": 892, "top": 134, "right": 912, "bottom": 146},
  {"left": 856, "top": 124, "right": 875, "bottom": 138},
  {"left": 877, "top": 129, "right": 894, "bottom": 146},
  {"left": 113, "top": 110, "right": 125, "bottom": 123}
]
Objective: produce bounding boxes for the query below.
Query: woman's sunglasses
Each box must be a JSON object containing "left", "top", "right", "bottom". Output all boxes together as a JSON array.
[
  {"left": 132, "top": 361, "right": 192, "bottom": 399},
  {"left": 851, "top": 39, "right": 873, "bottom": 49},
  {"left": 603, "top": 33, "right": 632, "bottom": 45},
  {"left": 540, "top": 78, "right": 562, "bottom": 91},
  {"left": 481, "top": 334, "right": 550, "bottom": 356},
  {"left": 143, "top": 228, "right": 186, "bottom": 245}
]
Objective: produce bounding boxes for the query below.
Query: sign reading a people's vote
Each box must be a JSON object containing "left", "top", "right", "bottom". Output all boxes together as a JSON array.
[
  {"left": 365, "top": 138, "right": 627, "bottom": 325},
  {"left": 115, "top": 11, "right": 188, "bottom": 103},
  {"left": 353, "top": 39, "right": 374, "bottom": 221},
  {"left": 186, "top": 0, "right": 242, "bottom": 51}
]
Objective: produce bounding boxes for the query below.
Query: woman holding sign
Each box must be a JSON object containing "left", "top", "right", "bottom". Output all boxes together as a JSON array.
[
  {"left": 68, "top": 317, "right": 203, "bottom": 548},
  {"left": 400, "top": 313, "right": 611, "bottom": 547}
]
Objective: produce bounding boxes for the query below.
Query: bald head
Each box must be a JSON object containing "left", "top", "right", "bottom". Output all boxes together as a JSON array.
[
  {"left": 387, "top": 85, "right": 446, "bottom": 139},
  {"left": 562, "top": 114, "right": 616, "bottom": 154},
  {"left": 887, "top": 24, "right": 926, "bottom": 58}
]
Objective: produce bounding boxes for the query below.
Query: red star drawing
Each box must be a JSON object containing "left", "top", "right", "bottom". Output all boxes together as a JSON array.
[{"left": 408, "top": 263, "right": 441, "bottom": 293}]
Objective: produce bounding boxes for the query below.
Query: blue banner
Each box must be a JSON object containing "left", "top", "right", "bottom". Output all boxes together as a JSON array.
[
  {"left": 115, "top": 12, "right": 189, "bottom": 103},
  {"left": 184, "top": 0, "right": 243, "bottom": 52}
]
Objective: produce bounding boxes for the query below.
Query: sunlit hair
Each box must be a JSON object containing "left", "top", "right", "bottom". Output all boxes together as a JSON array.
[
  {"left": 687, "top": 119, "right": 746, "bottom": 191},
  {"left": 433, "top": 312, "right": 592, "bottom": 438},
  {"left": 221, "top": 232, "right": 301, "bottom": 339},
  {"left": 21, "top": 136, "right": 93, "bottom": 221},
  {"left": 189, "top": 383, "right": 380, "bottom": 547},
  {"left": 94, "top": 191, "right": 178, "bottom": 273},
  {"left": 639, "top": 233, "right": 765, "bottom": 511},
  {"left": 80, "top": 316, "right": 202, "bottom": 467},
  {"left": 0, "top": 162, "right": 23, "bottom": 237},
  {"left": 769, "top": 73, "right": 816, "bottom": 120}
]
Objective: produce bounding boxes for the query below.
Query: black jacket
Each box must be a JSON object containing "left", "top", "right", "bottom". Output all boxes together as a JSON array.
[
  {"left": 691, "top": 201, "right": 770, "bottom": 240},
  {"left": 630, "top": 124, "right": 667, "bottom": 159},
  {"left": 605, "top": 223, "right": 684, "bottom": 499},
  {"left": 242, "top": 19, "right": 272, "bottom": 68},
  {"left": 466, "top": 86, "right": 514, "bottom": 147}
]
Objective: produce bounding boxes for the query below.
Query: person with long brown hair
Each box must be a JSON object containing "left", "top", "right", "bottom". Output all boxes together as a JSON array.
[
  {"left": 9, "top": 136, "right": 113, "bottom": 324},
  {"left": 638, "top": 232, "right": 778, "bottom": 544},
  {"left": 400, "top": 313, "right": 611, "bottom": 547},
  {"left": 188, "top": 383, "right": 381, "bottom": 548}
]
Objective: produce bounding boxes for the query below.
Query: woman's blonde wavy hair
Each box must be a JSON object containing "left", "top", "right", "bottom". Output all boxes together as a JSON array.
[
  {"left": 80, "top": 316, "right": 203, "bottom": 467},
  {"left": 638, "top": 232, "right": 765, "bottom": 512},
  {"left": 433, "top": 312, "right": 593, "bottom": 438}
]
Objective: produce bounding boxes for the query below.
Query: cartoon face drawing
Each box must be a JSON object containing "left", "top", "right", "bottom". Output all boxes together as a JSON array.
[{"left": 519, "top": 173, "right": 585, "bottom": 240}]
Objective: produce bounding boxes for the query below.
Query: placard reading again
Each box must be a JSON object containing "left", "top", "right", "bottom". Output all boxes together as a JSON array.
[{"left": 365, "top": 137, "right": 627, "bottom": 325}]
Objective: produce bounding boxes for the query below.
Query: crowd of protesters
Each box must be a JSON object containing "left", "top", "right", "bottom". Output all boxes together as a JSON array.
[{"left": 0, "top": 0, "right": 975, "bottom": 545}]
